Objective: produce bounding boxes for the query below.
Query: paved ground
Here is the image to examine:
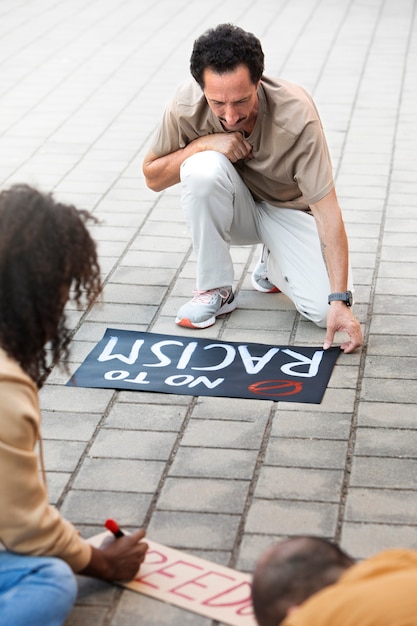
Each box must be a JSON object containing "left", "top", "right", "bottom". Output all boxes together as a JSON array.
[{"left": 1, "top": 0, "right": 416, "bottom": 624}]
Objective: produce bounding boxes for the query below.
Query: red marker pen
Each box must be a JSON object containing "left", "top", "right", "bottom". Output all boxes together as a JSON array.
[{"left": 105, "top": 518, "right": 125, "bottom": 538}]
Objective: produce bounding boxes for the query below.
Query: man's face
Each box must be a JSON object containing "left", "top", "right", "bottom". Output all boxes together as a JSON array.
[{"left": 203, "top": 64, "right": 260, "bottom": 134}]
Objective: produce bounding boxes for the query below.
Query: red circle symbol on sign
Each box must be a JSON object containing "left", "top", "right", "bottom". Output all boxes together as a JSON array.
[{"left": 248, "top": 380, "right": 303, "bottom": 397}]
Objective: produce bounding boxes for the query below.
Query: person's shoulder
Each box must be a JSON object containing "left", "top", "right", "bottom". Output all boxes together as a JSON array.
[
  {"left": 260, "top": 75, "right": 320, "bottom": 134},
  {"left": 173, "top": 78, "right": 206, "bottom": 108},
  {"left": 261, "top": 75, "right": 315, "bottom": 109},
  {"left": 342, "top": 549, "right": 417, "bottom": 583},
  {"left": 0, "top": 348, "right": 31, "bottom": 384}
]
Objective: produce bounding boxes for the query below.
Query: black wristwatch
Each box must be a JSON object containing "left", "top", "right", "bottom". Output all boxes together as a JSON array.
[{"left": 328, "top": 291, "right": 353, "bottom": 306}]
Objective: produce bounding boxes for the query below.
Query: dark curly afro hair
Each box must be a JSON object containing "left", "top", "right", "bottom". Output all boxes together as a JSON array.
[
  {"left": 190, "top": 23, "right": 264, "bottom": 89},
  {"left": 0, "top": 184, "right": 102, "bottom": 386}
]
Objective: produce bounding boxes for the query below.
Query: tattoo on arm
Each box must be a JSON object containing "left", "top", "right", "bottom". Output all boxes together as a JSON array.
[{"left": 320, "top": 240, "right": 329, "bottom": 274}]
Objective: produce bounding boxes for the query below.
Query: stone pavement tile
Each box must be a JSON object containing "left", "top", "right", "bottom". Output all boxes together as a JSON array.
[
  {"left": 129, "top": 234, "right": 190, "bottom": 253},
  {"left": 236, "top": 534, "right": 287, "bottom": 573},
  {"left": 72, "top": 458, "right": 165, "bottom": 493},
  {"left": 104, "top": 402, "right": 187, "bottom": 431},
  {"left": 42, "top": 439, "right": 86, "bottom": 472},
  {"left": 341, "top": 522, "right": 417, "bottom": 559},
  {"left": 110, "top": 593, "right": 212, "bottom": 626},
  {"left": 181, "top": 418, "right": 267, "bottom": 449},
  {"left": 354, "top": 427, "right": 417, "bottom": 457},
  {"left": 85, "top": 302, "right": 157, "bottom": 325},
  {"left": 116, "top": 390, "right": 191, "bottom": 407},
  {"left": 73, "top": 576, "right": 117, "bottom": 606},
  {"left": 65, "top": 606, "right": 109, "bottom": 626},
  {"left": 147, "top": 511, "right": 240, "bottom": 551},
  {"left": 89, "top": 429, "right": 177, "bottom": 460},
  {"left": 345, "top": 487, "right": 417, "bottom": 525},
  {"left": 73, "top": 322, "right": 148, "bottom": 342},
  {"left": 169, "top": 447, "right": 258, "bottom": 480},
  {"left": 350, "top": 456, "right": 417, "bottom": 489},
  {"left": 103, "top": 283, "right": 166, "bottom": 306},
  {"left": 254, "top": 466, "right": 344, "bottom": 502},
  {"left": 60, "top": 490, "right": 151, "bottom": 527},
  {"left": 357, "top": 403, "right": 417, "bottom": 428},
  {"left": 121, "top": 249, "right": 185, "bottom": 269},
  {"left": 39, "top": 385, "right": 114, "bottom": 413},
  {"left": 363, "top": 355, "right": 417, "bottom": 379},
  {"left": 225, "top": 308, "right": 296, "bottom": 332},
  {"left": 245, "top": 499, "right": 338, "bottom": 537},
  {"left": 366, "top": 333, "right": 417, "bottom": 357},
  {"left": 191, "top": 396, "right": 272, "bottom": 422},
  {"left": 41, "top": 411, "right": 102, "bottom": 440},
  {"left": 264, "top": 437, "right": 348, "bottom": 470},
  {"left": 271, "top": 410, "right": 351, "bottom": 440},
  {"left": 372, "top": 294, "right": 417, "bottom": 317},
  {"left": 157, "top": 477, "right": 249, "bottom": 514},
  {"left": 220, "top": 328, "right": 294, "bottom": 346},
  {"left": 360, "top": 377, "right": 415, "bottom": 403},
  {"left": 109, "top": 265, "right": 177, "bottom": 286},
  {"left": 47, "top": 472, "right": 72, "bottom": 505}
]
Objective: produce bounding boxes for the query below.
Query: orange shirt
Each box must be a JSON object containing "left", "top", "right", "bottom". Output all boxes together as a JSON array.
[{"left": 283, "top": 549, "right": 417, "bottom": 626}]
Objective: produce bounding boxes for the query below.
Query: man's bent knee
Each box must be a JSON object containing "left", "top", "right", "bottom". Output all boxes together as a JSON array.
[{"left": 180, "top": 151, "right": 233, "bottom": 195}]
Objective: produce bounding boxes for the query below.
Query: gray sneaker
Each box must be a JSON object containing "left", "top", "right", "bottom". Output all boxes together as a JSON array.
[
  {"left": 175, "top": 286, "right": 236, "bottom": 329},
  {"left": 251, "top": 246, "right": 280, "bottom": 293}
]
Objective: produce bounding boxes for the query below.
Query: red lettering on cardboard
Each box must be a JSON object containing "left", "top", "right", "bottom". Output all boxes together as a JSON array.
[
  {"left": 203, "top": 581, "right": 252, "bottom": 608},
  {"left": 170, "top": 570, "right": 235, "bottom": 601},
  {"left": 136, "top": 559, "right": 204, "bottom": 590}
]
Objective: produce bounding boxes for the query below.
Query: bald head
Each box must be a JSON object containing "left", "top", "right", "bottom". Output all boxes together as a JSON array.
[{"left": 251, "top": 536, "right": 355, "bottom": 626}]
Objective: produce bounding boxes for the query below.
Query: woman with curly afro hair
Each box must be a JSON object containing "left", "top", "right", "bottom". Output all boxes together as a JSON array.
[{"left": 0, "top": 185, "right": 148, "bottom": 626}]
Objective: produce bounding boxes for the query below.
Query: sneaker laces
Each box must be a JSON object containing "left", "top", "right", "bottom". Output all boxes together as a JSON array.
[{"left": 191, "top": 287, "right": 230, "bottom": 304}]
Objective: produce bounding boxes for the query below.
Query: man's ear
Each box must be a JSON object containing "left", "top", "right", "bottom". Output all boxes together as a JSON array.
[{"left": 286, "top": 606, "right": 299, "bottom": 616}]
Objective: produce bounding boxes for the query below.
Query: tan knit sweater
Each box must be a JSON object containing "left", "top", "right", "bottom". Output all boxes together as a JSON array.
[{"left": 0, "top": 348, "right": 91, "bottom": 572}]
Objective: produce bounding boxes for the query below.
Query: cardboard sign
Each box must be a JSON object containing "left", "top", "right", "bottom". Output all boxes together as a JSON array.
[
  {"left": 68, "top": 329, "right": 340, "bottom": 403},
  {"left": 89, "top": 532, "right": 256, "bottom": 626}
]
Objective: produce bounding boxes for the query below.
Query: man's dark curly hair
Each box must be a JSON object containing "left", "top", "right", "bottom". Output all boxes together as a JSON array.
[
  {"left": 190, "top": 23, "right": 264, "bottom": 89},
  {"left": 0, "top": 184, "right": 102, "bottom": 387}
]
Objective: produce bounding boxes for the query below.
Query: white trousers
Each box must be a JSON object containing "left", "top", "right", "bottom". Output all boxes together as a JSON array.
[{"left": 180, "top": 151, "right": 352, "bottom": 328}]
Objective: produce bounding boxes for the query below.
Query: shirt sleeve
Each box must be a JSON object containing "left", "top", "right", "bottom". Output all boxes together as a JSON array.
[
  {"left": 0, "top": 372, "right": 92, "bottom": 572},
  {"left": 291, "top": 119, "right": 335, "bottom": 205}
]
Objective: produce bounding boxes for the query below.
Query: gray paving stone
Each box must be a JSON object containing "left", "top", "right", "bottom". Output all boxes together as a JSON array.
[
  {"left": 169, "top": 447, "right": 258, "bottom": 480},
  {"left": 271, "top": 411, "right": 351, "bottom": 439},
  {"left": 59, "top": 490, "right": 151, "bottom": 527},
  {"left": 245, "top": 499, "right": 338, "bottom": 536},
  {"left": 357, "top": 402, "right": 417, "bottom": 428},
  {"left": 264, "top": 437, "right": 348, "bottom": 469},
  {"left": 147, "top": 511, "right": 240, "bottom": 551},
  {"left": 345, "top": 487, "right": 417, "bottom": 524},
  {"left": 111, "top": 593, "right": 212, "bottom": 626},
  {"left": 181, "top": 418, "right": 267, "bottom": 449},
  {"left": 354, "top": 427, "right": 417, "bottom": 458},
  {"left": 341, "top": 522, "right": 417, "bottom": 559},
  {"left": 361, "top": 377, "right": 416, "bottom": 403},
  {"left": 89, "top": 429, "right": 177, "bottom": 460},
  {"left": 72, "top": 458, "right": 165, "bottom": 493},
  {"left": 255, "top": 466, "right": 344, "bottom": 502},
  {"left": 42, "top": 439, "right": 86, "bottom": 472},
  {"left": 157, "top": 477, "right": 249, "bottom": 514},
  {"left": 104, "top": 402, "right": 187, "bottom": 431},
  {"left": 350, "top": 456, "right": 417, "bottom": 489},
  {"left": 41, "top": 412, "right": 102, "bottom": 440}
]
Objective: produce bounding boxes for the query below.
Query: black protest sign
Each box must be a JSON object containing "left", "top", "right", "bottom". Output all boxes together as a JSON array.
[{"left": 67, "top": 328, "right": 340, "bottom": 403}]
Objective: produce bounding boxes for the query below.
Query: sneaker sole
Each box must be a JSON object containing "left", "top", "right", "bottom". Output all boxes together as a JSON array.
[
  {"left": 251, "top": 274, "right": 280, "bottom": 293},
  {"left": 175, "top": 299, "right": 237, "bottom": 329}
]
